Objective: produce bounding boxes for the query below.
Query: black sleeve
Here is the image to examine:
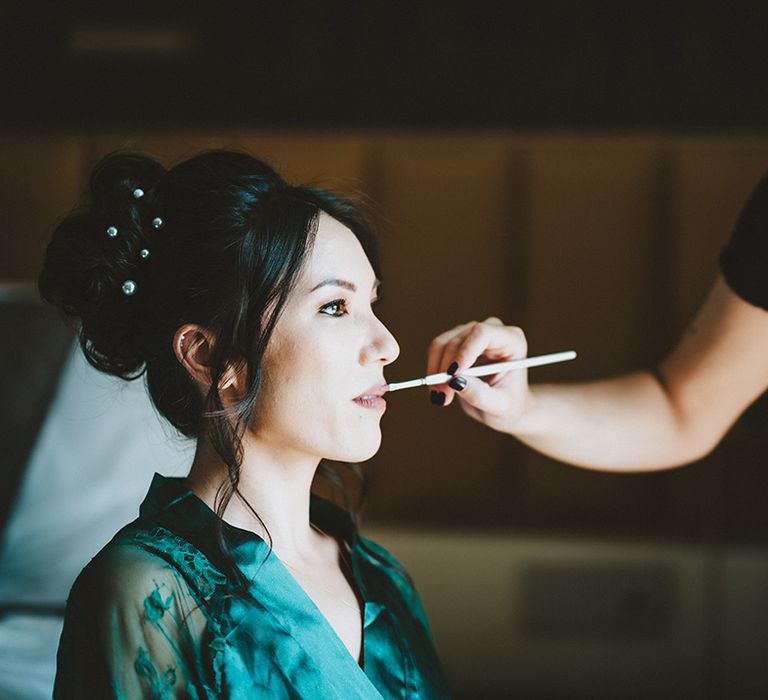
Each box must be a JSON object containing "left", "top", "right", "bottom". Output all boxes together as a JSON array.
[{"left": 719, "top": 172, "right": 768, "bottom": 311}]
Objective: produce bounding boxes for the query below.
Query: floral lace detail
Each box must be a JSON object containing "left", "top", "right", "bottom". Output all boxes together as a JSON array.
[
  {"left": 134, "top": 646, "right": 176, "bottom": 699},
  {"left": 144, "top": 586, "right": 175, "bottom": 623},
  {"left": 121, "top": 526, "right": 227, "bottom": 600}
]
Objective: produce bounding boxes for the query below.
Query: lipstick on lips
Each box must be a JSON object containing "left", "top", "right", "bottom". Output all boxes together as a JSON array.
[{"left": 352, "top": 384, "right": 388, "bottom": 411}]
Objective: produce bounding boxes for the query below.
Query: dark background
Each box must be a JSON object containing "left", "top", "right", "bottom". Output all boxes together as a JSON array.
[
  {"left": 5, "top": 1, "right": 768, "bottom": 129},
  {"left": 4, "top": 4, "right": 768, "bottom": 697},
  {"left": 3, "top": 0, "right": 768, "bottom": 541}
]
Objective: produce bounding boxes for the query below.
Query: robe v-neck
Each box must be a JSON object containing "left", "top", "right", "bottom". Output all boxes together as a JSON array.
[{"left": 54, "top": 474, "right": 450, "bottom": 699}]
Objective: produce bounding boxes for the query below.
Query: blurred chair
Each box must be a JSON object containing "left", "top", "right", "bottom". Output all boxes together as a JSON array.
[{"left": 0, "top": 283, "right": 193, "bottom": 700}]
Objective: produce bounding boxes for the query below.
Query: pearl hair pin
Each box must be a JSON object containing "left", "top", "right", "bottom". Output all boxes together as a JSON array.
[
  {"left": 122, "top": 280, "right": 138, "bottom": 296},
  {"left": 133, "top": 188, "right": 144, "bottom": 199},
  {"left": 122, "top": 249, "right": 150, "bottom": 296},
  {"left": 112, "top": 212, "right": 163, "bottom": 296}
]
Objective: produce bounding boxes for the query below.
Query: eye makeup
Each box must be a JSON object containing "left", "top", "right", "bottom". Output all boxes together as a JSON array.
[
  {"left": 319, "top": 299, "right": 348, "bottom": 317},
  {"left": 318, "top": 295, "right": 380, "bottom": 317}
]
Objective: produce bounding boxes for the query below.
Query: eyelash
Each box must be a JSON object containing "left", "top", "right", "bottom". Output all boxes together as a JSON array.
[
  {"left": 319, "top": 299, "right": 348, "bottom": 317},
  {"left": 319, "top": 297, "right": 380, "bottom": 317}
]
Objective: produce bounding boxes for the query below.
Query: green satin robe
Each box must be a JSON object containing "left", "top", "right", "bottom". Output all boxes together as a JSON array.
[{"left": 54, "top": 474, "right": 450, "bottom": 698}]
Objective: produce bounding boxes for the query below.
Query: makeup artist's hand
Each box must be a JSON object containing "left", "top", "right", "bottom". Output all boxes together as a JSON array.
[
  {"left": 426, "top": 317, "right": 531, "bottom": 433},
  {"left": 427, "top": 277, "right": 768, "bottom": 471}
]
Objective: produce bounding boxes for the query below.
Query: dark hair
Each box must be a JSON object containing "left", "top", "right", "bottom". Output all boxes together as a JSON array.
[{"left": 39, "top": 149, "right": 380, "bottom": 576}]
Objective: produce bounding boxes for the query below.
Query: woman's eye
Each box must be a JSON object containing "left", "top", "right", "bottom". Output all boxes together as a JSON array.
[{"left": 320, "top": 299, "right": 348, "bottom": 317}]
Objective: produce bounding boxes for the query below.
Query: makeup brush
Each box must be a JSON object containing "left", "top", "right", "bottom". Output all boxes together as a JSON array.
[{"left": 385, "top": 350, "right": 577, "bottom": 393}]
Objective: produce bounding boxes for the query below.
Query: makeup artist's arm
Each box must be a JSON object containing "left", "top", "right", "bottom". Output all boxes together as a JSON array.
[{"left": 427, "top": 275, "right": 768, "bottom": 472}]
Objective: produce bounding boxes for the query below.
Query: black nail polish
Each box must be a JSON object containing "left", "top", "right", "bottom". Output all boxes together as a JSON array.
[
  {"left": 430, "top": 390, "right": 446, "bottom": 406},
  {"left": 449, "top": 376, "right": 467, "bottom": 392},
  {"left": 447, "top": 361, "right": 459, "bottom": 375}
]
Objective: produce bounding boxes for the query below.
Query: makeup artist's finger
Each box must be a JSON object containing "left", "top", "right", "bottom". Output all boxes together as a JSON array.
[
  {"left": 449, "top": 374, "right": 511, "bottom": 416},
  {"left": 426, "top": 321, "right": 474, "bottom": 389},
  {"left": 436, "top": 319, "right": 511, "bottom": 405},
  {"left": 432, "top": 318, "right": 499, "bottom": 406},
  {"left": 426, "top": 318, "right": 505, "bottom": 406},
  {"left": 435, "top": 324, "right": 483, "bottom": 405},
  {"left": 438, "top": 321, "right": 523, "bottom": 408},
  {"left": 448, "top": 321, "right": 527, "bottom": 376},
  {"left": 426, "top": 321, "right": 473, "bottom": 374},
  {"left": 439, "top": 317, "right": 505, "bottom": 367}
]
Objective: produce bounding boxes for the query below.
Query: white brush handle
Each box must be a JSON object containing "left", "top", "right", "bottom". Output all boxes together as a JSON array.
[{"left": 385, "top": 350, "right": 577, "bottom": 392}]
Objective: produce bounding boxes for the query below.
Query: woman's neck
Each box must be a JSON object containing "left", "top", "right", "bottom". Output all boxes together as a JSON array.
[{"left": 184, "top": 434, "right": 324, "bottom": 559}]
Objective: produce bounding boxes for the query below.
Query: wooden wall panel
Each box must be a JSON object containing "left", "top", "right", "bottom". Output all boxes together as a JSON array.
[
  {"left": 667, "top": 140, "right": 768, "bottom": 333},
  {"left": 656, "top": 140, "right": 768, "bottom": 536},
  {"left": 524, "top": 138, "right": 667, "bottom": 378},
  {"left": 370, "top": 135, "right": 523, "bottom": 370},
  {"left": 3, "top": 129, "right": 768, "bottom": 535},
  {"left": 364, "top": 136, "right": 523, "bottom": 522},
  {"left": 518, "top": 138, "right": 672, "bottom": 528},
  {"left": 0, "top": 134, "right": 85, "bottom": 279},
  {"left": 232, "top": 133, "right": 372, "bottom": 191},
  {"left": 84, "top": 132, "right": 231, "bottom": 174},
  {"left": 84, "top": 131, "right": 372, "bottom": 212}
]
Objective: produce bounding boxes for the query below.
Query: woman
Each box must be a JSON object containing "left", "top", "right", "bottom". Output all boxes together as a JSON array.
[
  {"left": 41, "top": 151, "right": 449, "bottom": 698},
  {"left": 427, "top": 171, "right": 768, "bottom": 472}
]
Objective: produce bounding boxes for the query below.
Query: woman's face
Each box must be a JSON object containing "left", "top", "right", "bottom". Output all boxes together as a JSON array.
[{"left": 252, "top": 213, "right": 400, "bottom": 463}]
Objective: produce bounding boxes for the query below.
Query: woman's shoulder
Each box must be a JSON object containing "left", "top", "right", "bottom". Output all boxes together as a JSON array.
[
  {"left": 57, "top": 526, "right": 224, "bottom": 699},
  {"left": 69, "top": 522, "right": 226, "bottom": 615}
]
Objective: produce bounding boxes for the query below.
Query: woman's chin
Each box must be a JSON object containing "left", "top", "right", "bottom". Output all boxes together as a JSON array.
[{"left": 334, "top": 431, "right": 382, "bottom": 463}]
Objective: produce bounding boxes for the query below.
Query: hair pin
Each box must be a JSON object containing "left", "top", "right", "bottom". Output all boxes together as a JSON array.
[
  {"left": 152, "top": 217, "right": 164, "bottom": 229},
  {"left": 121, "top": 280, "right": 138, "bottom": 296},
  {"left": 133, "top": 188, "right": 145, "bottom": 199},
  {"left": 106, "top": 226, "right": 118, "bottom": 238},
  {"left": 139, "top": 248, "right": 150, "bottom": 259}
]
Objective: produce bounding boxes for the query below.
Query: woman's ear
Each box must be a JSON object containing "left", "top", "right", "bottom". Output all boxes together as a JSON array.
[
  {"left": 173, "top": 325, "right": 214, "bottom": 389},
  {"left": 173, "top": 325, "right": 245, "bottom": 395}
]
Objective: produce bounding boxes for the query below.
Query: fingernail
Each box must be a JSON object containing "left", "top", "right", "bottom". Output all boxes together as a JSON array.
[
  {"left": 447, "top": 361, "right": 459, "bottom": 375},
  {"left": 448, "top": 376, "right": 467, "bottom": 392},
  {"left": 430, "top": 390, "right": 446, "bottom": 406}
]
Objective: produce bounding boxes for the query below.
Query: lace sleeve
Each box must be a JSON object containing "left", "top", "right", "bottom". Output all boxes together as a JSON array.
[{"left": 55, "top": 539, "right": 221, "bottom": 699}]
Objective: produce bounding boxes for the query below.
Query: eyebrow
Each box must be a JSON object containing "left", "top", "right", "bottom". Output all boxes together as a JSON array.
[{"left": 310, "top": 278, "right": 381, "bottom": 294}]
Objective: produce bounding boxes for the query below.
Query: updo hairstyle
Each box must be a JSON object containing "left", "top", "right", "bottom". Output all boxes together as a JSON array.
[{"left": 39, "top": 150, "right": 379, "bottom": 534}]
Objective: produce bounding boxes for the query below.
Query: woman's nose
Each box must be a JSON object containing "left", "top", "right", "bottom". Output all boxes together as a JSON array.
[{"left": 365, "top": 318, "right": 400, "bottom": 366}]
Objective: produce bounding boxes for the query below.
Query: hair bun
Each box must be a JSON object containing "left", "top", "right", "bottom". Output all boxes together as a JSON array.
[
  {"left": 90, "top": 152, "right": 166, "bottom": 213},
  {"left": 39, "top": 152, "right": 167, "bottom": 379}
]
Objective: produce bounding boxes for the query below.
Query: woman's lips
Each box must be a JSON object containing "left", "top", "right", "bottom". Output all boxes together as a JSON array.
[
  {"left": 352, "top": 395, "right": 386, "bottom": 411},
  {"left": 352, "top": 383, "right": 387, "bottom": 411}
]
